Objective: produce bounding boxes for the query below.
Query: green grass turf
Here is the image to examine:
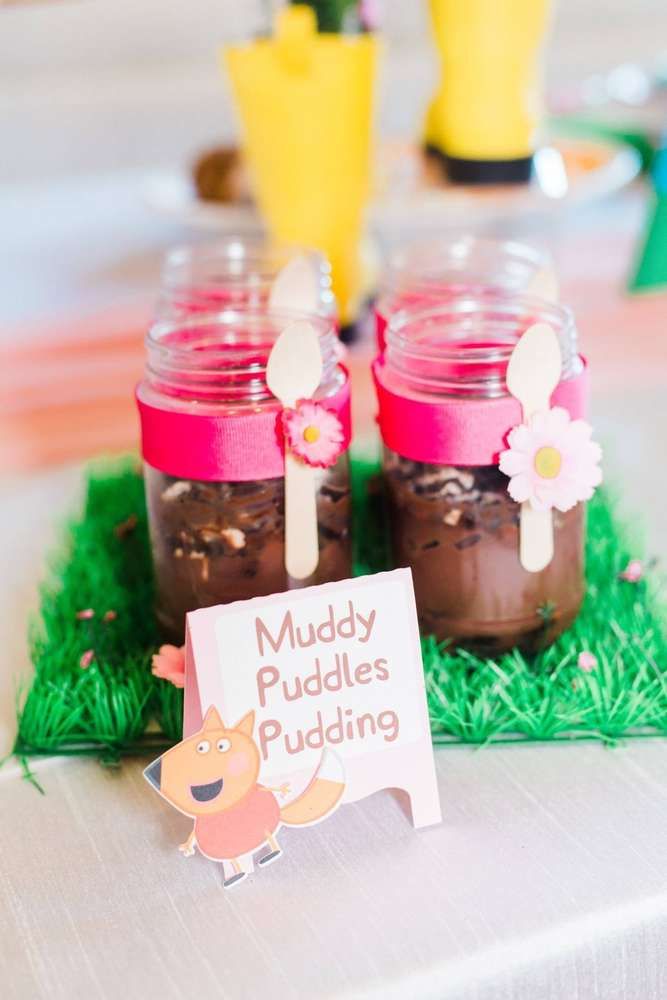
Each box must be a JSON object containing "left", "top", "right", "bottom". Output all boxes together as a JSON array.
[{"left": 13, "top": 456, "right": 667, "bottom": 765}]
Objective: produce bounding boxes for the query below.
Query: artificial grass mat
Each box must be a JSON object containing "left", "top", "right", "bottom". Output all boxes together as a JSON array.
[{"left": 14, "top": 456, "right": 667, "bottom": 764}]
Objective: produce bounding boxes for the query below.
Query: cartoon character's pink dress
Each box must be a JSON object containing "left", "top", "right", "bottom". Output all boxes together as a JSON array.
[{"left": 194, "top": 786, "right": 281, "bottom": 860}]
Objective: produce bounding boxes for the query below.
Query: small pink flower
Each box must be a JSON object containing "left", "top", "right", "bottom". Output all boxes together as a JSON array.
[
  {"left": 282, "top": 400, "right": 345, "bottom": 468},
  {"left": 152, "top": 644, "right": 186, "bottom": 688},
  {"left": 619, "top": 559, "right": 643, "bottom": 583},
  {"left": 76, "top": 609, "right": 95, "bottom": 620},
  {"left": 79, "top": 649, "right": 95, "bottom": 669},
  {"left": 499, "top": 407, "right": 602, "bottom": 512},
  {"left": 578, "top": 651, "right": 597, "bottom": 672},
  {"left": 103, "top": 610, "right": 118, "bottom": 622}
]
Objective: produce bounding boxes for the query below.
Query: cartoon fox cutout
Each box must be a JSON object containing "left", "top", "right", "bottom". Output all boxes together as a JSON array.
[{"left": 144, "top": 706, "right": 345, "bottom": 887}]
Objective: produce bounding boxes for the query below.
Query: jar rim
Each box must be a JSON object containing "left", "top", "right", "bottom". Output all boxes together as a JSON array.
[
  {"left": 384, "top": 295, "right": 580, "bottom": 399},
  {"left": 144, "top": 307, "right": 340, "bottom": 406},
  {"left": 162, "top": 239, "right": 332, "bottom": 284},
  {"left": 158, "top": 240, "right": 336, "bottom": 319},
  {"left": 382, "top": 235, "right": 551, "bottom": 293}
]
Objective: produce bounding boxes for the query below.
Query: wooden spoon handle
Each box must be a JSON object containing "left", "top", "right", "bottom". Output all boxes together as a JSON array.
[
  {"left": 284, "top": 452, "right": 319, "bottom": 580},
  {"left": 519, "top": 503, "right": 554, "bottom": 573}
]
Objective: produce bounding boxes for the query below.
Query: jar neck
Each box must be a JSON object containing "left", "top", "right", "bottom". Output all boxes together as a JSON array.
[
  {"left": 382, "top": 235, "right": 551, "bottom": 300},
  {"left": 385, "top": 297, "right": 580, "bottom": 400},
  {"left": 159, "top": 240, "right": 336, "bottom": 319},
  {"left": 145, "top": 309, "right": 340, "bottom": 407}
]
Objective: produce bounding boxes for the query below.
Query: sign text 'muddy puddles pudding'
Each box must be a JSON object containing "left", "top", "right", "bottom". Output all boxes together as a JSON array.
[
  {"left": 184, "top": 569, "right": 441, "bottom": 829},
  {"left": 254, "top": 599, "right": 399, "bottom": 758}
]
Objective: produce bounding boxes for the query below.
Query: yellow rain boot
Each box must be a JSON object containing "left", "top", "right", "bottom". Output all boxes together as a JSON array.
[
  {"left": 425, "top": 0, "right": 551, "bottom": 184},
  {"left": 224, "top": 6, "right": 378, "bottom": 326}
]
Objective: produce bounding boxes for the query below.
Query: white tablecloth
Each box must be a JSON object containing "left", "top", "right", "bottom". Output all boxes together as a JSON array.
[{"left": 2, "top": 739, "right": 666, "bottom": 1000}]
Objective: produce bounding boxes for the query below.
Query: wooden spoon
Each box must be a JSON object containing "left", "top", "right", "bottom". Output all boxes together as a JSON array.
[
  {"left": 268, "top": 255, "right": 321, "bottom": 316},
  {"left": 506, "top": 322, "right": 562, "bottom": 573},
  {"left": 527, "top": 266, "right": 559, "bottom": 302},
  {"left": 266, "top": 320, "right": 323, "bottom": 580}
]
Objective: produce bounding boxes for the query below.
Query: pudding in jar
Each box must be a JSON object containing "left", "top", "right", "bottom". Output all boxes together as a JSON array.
[
  {"left": 374, "top": 295, "right": 591, "bottom": 653},
  {"left": 137, "top": 309, "right": 352, "bottom": 642}
]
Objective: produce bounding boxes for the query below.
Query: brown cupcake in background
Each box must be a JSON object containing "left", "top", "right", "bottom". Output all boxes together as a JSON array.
[{"left": 193, "top": 146, "right": 252, "bottom": 204}]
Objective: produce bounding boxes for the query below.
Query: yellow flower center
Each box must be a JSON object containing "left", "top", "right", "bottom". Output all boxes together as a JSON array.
[
  {"left": 534, "top": 445, "right": 562, "bottom": 479},
  {"left": 303, "top": 425, "right": 320, "bottom": 444}
]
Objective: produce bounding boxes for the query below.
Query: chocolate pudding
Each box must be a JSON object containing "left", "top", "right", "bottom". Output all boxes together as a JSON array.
[
  {"left": 384, "top": 452, "right": 585, "bottom": 653},
  {"left": 145, "top": 459, "right": 352, "bottom": 643}
]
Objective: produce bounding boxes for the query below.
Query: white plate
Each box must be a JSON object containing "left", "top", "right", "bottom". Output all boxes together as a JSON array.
[{"left": 144, "top": 135, "right": 641, "bottom": 241}]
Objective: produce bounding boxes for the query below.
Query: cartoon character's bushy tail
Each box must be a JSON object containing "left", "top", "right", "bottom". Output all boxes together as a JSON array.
[{"left": 280, "top": 749, "right": 345, "bottom": 827}]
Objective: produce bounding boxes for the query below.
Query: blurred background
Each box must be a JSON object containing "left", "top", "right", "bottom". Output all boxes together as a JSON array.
[{"left": 2, "top": 0, "right": 667, "bottom": 648}]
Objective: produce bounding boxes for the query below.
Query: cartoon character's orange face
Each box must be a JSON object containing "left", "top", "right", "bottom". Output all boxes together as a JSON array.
[{"left": 146, "top": 707, "right": 260, "bottom": 817}]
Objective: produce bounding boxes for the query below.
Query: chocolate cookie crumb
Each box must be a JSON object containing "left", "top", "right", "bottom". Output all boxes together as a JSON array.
[
  {"left": 114, "top": 514, "right": 138, "bottom": 539},
  {"left": 220, "top": 527, "right": 246, "bottom": 550},
  {"left": 161, "top": 481, "right": 191, "bottom": 502},
  {"left": 454, "top": 533, "right": 482, "bottom": 550}
]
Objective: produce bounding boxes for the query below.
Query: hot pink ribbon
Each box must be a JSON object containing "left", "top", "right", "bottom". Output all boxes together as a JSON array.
[
  {"left": 373, "top": 356, "right": 590, "bottom": 466},
  {"left": 137, "top": 371, "right": 351, "bottom": 482}
]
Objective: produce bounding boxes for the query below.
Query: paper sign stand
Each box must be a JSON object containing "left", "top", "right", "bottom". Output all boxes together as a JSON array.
[{"left": 183, "top": 569, "right": 441, "bottom": 830}]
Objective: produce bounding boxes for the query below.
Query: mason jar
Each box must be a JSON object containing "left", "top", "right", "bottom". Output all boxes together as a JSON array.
[
  {"left": 157, "top": 239, "right": 336, "bottom": 322},
  {"left": 375, "top": 235, "right": 552, "bottom": 353},
  {"left": 137, "top": 309, "right": 352, "bottom": 642},
  {"left": 374, "top": 295, "right": 589, "bottom": 653}
]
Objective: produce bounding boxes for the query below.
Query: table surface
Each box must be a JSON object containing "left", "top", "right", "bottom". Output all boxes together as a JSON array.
[{"left": 3, "top": 5, "right": 667, "bottom": 997}]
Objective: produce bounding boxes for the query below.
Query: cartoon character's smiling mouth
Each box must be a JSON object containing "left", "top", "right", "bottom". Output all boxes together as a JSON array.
[{"left": 190, "top": 777, "right": 224, "bottom": 802}]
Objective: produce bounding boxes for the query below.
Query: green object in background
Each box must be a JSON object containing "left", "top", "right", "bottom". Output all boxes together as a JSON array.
[
  {"left": 629, "top": 140, "right": 667, "bottom": 293},
  {"left": 549, "top": 115, "right": 656, "bottom": 172},
  {"left": 290, "top": 0, "right": 358, "bottom": 33},
  {"left": 13, "top": 456, "right": 667, "bottom": 767}
]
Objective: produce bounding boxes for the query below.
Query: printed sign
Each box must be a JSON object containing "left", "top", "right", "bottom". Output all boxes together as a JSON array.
[{"left": 145, "top": 570, "right": 440, "bottom": 887}]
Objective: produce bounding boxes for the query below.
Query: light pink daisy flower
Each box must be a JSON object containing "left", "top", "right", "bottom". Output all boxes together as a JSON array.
[
  {"left": 79, "top": 649, "right": 95, "bottom": 669},
  {"left": 499, "top": 407, "right": 602, "bottom": 512},
  {"left": 619, "top": 559, "right": 643, "bottom": 583},
  {"left": 152, "top": 644, "right": 186, "bottom": 688},
  {"left": 577, "top": 651, "right": 597, "bottom": 672},
  {"left": 282, "top": 400, "right": 345, "bottom": 468}
]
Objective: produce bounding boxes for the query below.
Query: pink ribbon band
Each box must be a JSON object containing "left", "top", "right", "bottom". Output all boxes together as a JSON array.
[
  {"left": 137, "top": 371, "right": 351, "bottom": 482},
  {"left": 373, "top": 357, "right": 589, "bottom": 466}
]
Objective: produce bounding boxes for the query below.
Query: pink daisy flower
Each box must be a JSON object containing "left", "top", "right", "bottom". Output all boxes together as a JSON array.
[
  {"left": 76, "top": 608, "right": 95, "bottom": 620},
  {"left": 79, "top": 649, "right": 95, "bottom": 669},
  {"left": 499, "top": 407, "right": 602, "bottom": 512},
  {"left": 577, "top": 651, "right": 597, "bottom": 672},
  {"left": 152, "top": 644, "right": 186, "bottom": 688},
  {"left": 282, "top": 400, "right": 345, "bottom": 468},
  {"left": 619, "top": 559, "right": 643, "bottom": 583}
]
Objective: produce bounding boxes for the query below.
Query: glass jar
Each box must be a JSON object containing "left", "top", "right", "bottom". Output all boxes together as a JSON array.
[
  {"left": 157, "top": 238, "right": 336, "bottom": 322},
  {"left": 137, "top": 309, "right": 352, "bottom": 642},
  {"left": 375, "top": 295, "right": 586, "bottom": 653},
  {"left": 375, "top": 235, "right": 552, "bottom": 353}
]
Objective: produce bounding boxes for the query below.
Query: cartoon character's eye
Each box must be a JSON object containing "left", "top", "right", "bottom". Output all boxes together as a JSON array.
[
  {"left": 216, "top": 738, "right": 231, "bottom": 753},
  {"left": 196, "top": 740, "right": 210, "bottom": 754}
]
